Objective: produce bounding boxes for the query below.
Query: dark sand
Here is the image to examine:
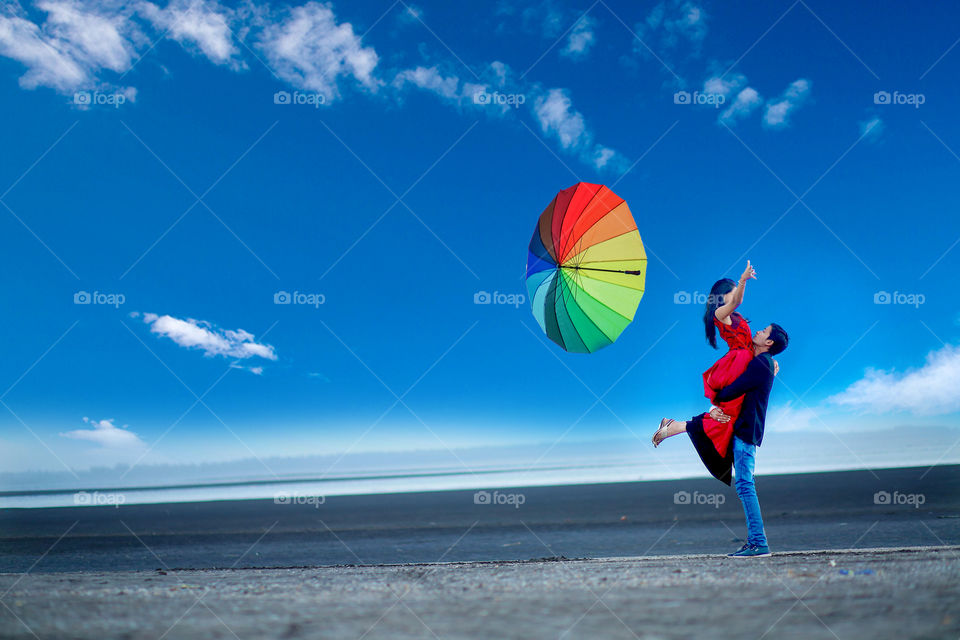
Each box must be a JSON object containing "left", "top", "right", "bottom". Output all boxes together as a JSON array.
[
  {"left": 1, "top": 547, "right": 957, "bottom": 639},
  {"left": 2, "top": 465, "right": 958, "bottom": 572},
  {"left": 2, "top": 466, "right": 958, "bottom": 639}
]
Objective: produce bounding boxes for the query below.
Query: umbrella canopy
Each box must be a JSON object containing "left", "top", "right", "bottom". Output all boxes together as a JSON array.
[{"left": 525, "top": 182, "right": 646, "bottom": 353}]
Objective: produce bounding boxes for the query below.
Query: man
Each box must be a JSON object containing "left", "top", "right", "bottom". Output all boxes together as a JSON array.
[{"left": 710, "top": 323, "right": 789, "bottom": 558}]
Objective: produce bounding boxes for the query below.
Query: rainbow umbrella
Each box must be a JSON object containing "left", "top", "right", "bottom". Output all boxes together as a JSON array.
[{"left": 525, "top": 182, "right": 646, "bottom": 353}]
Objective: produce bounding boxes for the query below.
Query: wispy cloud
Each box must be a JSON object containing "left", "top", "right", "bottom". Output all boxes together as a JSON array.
[
  {"left": 393, "top": 65, "right": 460, "bottom": 100},
  {"left": 61, "top": 417, "right": 146, "bottom": 449},
  {"left": 134, "top": 312, "right": 277, "bottom": 363},
  {"left": 256, "top": 2, "right": 379, "bottom": 100},
  {"left": 520, "top": 0, "right": 569, "bottom": 40},
  {"left": 1, "top": 0, "right": 625, "bottom": 171},
  {"left": 534, "top": 87, "right": 587, "bottom": 148},
  {"left": 828, "top": 343, "right": 960, "bottom": 415},
  {"left": 392, "top": 60, "right": 626, "bottom": 171},
  {"left": 763, "top": 78, "right": 811, "bottom": 129},
  {"left": 703, "top": 72, "right": 745, "bottom": 99},
  {"left": 635, "top": 0, "right": 707, "bottom": 60},
  {"left": 561, "top": 15, "right": 596, "bottom": 60},
  {"left": 721, "top": 87, "right": 761, "bottom": 125},
  {"left": 704, "top": 72, "right": 761, "bottom": 125},
  {"left": 500, "top": 1, "right": 598, "bottom": 61},
  {"left": 0, "top": 0, "right": 139, "bottom": 91},
  {"left": 140, "top": 0, "right": 241, "bottom": 67},
  {"left": 533, "top": 87, "right": 627, "bottom": 171},
  {"left": 0, "top": 0, "right": 377, "bottom": 100},
  {"left": 766, "top": 401, "right": 821, "bottom": 433},
  {"left": 397, "top": 3, "right": 423, "bottom": 25}
]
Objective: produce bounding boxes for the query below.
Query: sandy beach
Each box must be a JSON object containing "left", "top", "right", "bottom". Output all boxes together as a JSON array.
[
  {"left": 2, "top": 465, "right": 958, "bottom": 638},
  {"left": 2, "top": 546, "right": 958, "bottom": 639}
]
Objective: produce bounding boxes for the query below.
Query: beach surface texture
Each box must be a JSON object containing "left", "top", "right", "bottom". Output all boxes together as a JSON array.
[
  {"left": 1, "top": 546, "right": 958, "bottom": 639},
  {"left": 2, "top": 465, "right": 958, "bottom": 638}
]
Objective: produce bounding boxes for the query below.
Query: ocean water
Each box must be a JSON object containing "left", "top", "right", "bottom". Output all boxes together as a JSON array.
[{"left": 3, "top": 427, "right": 958, "bottom": 508}]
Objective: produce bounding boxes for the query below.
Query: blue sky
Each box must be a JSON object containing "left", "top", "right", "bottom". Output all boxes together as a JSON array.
[{"left": 1, "top": 0, "right": 959, "bottom": 477}]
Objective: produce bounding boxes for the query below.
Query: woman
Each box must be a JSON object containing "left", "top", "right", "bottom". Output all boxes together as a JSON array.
[{"left": 651, "top": 261, "right": 775, "bottom": 484}]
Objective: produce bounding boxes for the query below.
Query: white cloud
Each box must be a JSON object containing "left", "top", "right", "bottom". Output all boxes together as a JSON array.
[
  {"left": 720, "top": 86, "right": 761, "bottom": 124},
  {"left": 766, "top": 401, "right": 821, "bottom": 433},
  {"left": 533, "top": 87, "right": 627, "bottom": 171},
  {"left": 139, "top": 0, "right": 240, "bottom": 66},
  {"left": 61, "top": 417, "right": 146, "bottom": 449},
  {"left": 828, "top": 343, "right": 960, "bottom": 415},
  {"left": 0, "top": 2, "right": 621, "bottom": 172},
  {"left": 38, "top": 0, "right": 137, "bottom": 72},
  {"left": 703, "top": 72, "right": 744, "bottom": 99},
  {"left": 702, "top": 72, "right": 760, "bottom": 125},
  {"left": 392, "top": 65, "right": 626, "bottom": 171},
  {"left": 534, "top": 88, "right": 586, "bottom": 148},
  {"left": 0, "top": 1, "right": 139, "bottom": 91},
  {"left": 516, "top": 1, "right": 596, "bottom": 61},
  {"left": 521, "top": 0, "right": 567, "bottom": 39},
  {"left": 393, "top": 65, "right": 461, "bottom": 100},
  {"left": 593, "top": 146, "right": 616, "bottom": 169},
  {"left": 0, "top": 12, "right": 88, "bottom": 90},
  {"left": 392, "top": 62, "right": 514, "bottom": 113},
  {"left": 636, "top": 0, "right": 707, "bottom": 57},
  {"left": 763, "top": 78, "right": 811, "bottom": 129},
  {"left": 860, "top": 116, "right": 883, "bottom": 141},
  {"left": 397, "top": 4, "right": 423, "bottom": 25},
  {"left": 0, "top": 0, "right": 246, "bottom": 91},
  {"left": 137, "top": 312, "right": 277, "bottom": 362},
  {"left": 561, "top": 15, "right": 595, "bottom": 59},
  {"left": 257, "top": 2, "right": 379, "bottom": 100}
]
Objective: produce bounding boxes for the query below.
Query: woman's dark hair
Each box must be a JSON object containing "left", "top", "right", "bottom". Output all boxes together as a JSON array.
[{"left": 703, "top": 278, "right": 737, "bottom": 349}]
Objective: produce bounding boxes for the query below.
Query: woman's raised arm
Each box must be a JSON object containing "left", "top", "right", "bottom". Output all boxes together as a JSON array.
[{"left": 715, "top": 260, "right": 757, "bottom": 324}]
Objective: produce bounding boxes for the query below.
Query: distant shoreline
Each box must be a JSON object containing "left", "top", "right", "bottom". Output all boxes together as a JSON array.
[{"left": 4, "top": 461, "right": 958, "bottom": 510}]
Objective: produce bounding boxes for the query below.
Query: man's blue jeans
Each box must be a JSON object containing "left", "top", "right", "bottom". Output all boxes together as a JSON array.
[{"left": 733, "top": 436, "right": 768, "bottom": 547}]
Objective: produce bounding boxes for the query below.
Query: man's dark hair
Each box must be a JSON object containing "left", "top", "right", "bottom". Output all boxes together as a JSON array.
[{"left": 768, "top": 323, "right": 789, "bottom": 356}]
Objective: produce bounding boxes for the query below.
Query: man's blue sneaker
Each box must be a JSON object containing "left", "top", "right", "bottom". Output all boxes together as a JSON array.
[{"left": 728, "top": 543, "right": 771, "bottom": 558}]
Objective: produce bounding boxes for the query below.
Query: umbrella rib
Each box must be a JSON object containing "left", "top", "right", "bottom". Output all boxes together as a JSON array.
[
  {"left": 564, "top": 265, "right": 643, "bottom": 275},
  {"left": 560, "top": 268, "right": 617, "bottom": 348},
  {"left": 556, "top": 269, "right": 589, "bottom": 352}
]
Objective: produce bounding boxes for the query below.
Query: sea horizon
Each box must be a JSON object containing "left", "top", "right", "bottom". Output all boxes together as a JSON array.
[{"left": 5, "top": 425, "right": 958, "bottom": 509}]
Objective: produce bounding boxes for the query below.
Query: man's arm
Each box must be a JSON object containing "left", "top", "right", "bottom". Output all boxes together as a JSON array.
[{"left": 714, "top": 357, "right": 773, "bottom": 403}]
